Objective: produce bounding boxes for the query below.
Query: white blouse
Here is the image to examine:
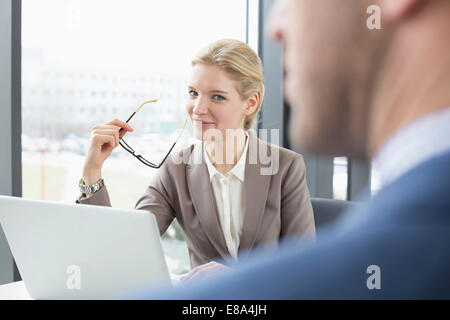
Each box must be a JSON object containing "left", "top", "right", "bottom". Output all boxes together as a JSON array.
[{"left": 203, "top": 134, "right": 249, "bottom": 261}]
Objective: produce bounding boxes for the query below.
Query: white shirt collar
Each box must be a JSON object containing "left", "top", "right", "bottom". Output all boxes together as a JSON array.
[
  {"left": 373, "top": 106, "right": 450, "bottom": 188},
  {"left": 203, "top": 132, "right": 249, "bottom": 182}
]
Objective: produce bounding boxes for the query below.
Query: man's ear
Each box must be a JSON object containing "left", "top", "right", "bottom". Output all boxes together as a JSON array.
[
  {"left": 244, "top": 93, "right": 259, "bottom": 116},
  {"left": 380, "top": 0, "right": 427, "bottom": 22}
]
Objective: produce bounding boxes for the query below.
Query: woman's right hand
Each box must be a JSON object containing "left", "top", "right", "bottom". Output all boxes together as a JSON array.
[{"left": 82, "top": 119, "right": 134, "bottom": 185}]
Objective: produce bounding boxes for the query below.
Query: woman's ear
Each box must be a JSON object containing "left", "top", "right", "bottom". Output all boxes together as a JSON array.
[{"left": 243, "top": 92, "right": 259, "bottom": 116}]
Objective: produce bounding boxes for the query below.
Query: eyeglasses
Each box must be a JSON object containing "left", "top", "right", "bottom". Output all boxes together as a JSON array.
[{"left": 119, "top": 99, "right": 188, "bottom": 168}]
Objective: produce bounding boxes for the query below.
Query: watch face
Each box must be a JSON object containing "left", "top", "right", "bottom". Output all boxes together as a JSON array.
[{"left": 81, "top": 184, "right": 90, "bottom": 194}]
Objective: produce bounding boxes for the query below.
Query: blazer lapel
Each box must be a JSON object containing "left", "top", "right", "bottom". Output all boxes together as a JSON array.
[
  {"left": 239, "top": 131, "right": 272, "bottom": 258},
  {"left": 186, "top": 142, "right": 230, "bottom": 259}
]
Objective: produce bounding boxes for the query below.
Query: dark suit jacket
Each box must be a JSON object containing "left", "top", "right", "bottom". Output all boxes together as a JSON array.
[
  {"left": 138, "top": 150, "right": 450, "bottom": 299},
  {"left": 77, "top": 130, "right": 316, "bottom": 267}
]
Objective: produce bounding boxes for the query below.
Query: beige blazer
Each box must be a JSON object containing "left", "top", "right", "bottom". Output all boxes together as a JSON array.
[{"left": 77, "top": 130, "right": 316, "bottom": 267}]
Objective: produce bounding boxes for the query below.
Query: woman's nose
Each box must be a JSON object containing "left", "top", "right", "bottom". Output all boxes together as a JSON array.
[{"left": 193, "top": 98, "right": 208, "bottom": 115}]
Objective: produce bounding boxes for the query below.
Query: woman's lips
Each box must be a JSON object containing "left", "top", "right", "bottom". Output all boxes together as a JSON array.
[{"left": 193, "top": 119, "right": 215, "bottom": 128}]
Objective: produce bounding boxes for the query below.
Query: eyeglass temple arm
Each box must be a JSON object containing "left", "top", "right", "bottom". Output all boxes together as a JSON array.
[
  {"left": 150, "top": 117, "right": 188, "bottom": 168},
  {"left": 119, "top": 99, "right": 158, "bottom": 133}
]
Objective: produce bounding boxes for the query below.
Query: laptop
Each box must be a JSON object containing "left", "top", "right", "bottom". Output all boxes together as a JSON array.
[{"left": 0, "top": 195, "right": 171, "bottom": 299}]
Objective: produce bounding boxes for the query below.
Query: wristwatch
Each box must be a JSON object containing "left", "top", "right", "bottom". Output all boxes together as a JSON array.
[{"left": 79, "top": 177, "right": 104, "bottom": 195}]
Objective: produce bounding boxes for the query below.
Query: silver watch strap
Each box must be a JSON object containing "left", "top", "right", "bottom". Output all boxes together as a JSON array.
[{"left": 79, "top": 178, "right": 104, "bottom": 195}]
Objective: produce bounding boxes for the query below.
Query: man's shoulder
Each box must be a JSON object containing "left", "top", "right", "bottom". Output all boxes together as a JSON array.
[
  {"left": 143, "top": 216, "right": 450, "bottom": 299},
  {"left": 369, "top": 150, "right": 450, "bottom": 214},
  {"left": 142, "top": 152, "right": 450, "bottom": 299}
]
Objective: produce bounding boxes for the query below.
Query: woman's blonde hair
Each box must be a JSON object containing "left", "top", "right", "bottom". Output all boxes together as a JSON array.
[{"left": 191, "top": 39, "right": 265, "bottom": 130}]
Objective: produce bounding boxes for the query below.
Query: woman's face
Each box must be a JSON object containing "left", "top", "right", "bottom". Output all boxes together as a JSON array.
[{"left": 186, "top": 64, "right": 252, "bottom": 141}]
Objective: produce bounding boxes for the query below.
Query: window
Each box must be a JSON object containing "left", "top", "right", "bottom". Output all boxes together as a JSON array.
[
  {"left": 22, "top": 0, "right": 249, "bottom": 275},
  {"left": 333, "top": 157, "right": 348, "bottom": 200},
  {"left": 371, "top": 164, "right": 382, "bottom": 196}
]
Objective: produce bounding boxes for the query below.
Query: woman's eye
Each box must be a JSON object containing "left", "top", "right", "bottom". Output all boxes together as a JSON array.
[
  {"left": 212, "top": 95, "right": 225, "bottom": 101},
  {"left": 189, "top": 90, "right": 198, "bottom": 97}
]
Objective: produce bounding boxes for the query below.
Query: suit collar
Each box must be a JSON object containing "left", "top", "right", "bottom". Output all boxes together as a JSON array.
[
  {"left": 186, "top": 131, "right": 273, "bottom": 261},
  {"left": 373, "top": 106, "right": 450, "bottom": 189},
  {"left": 239, "top": 131, "right": 272, "bottom": 258},
  {"left": 186, "top": 143, "right": 231, "bottom": 262}
]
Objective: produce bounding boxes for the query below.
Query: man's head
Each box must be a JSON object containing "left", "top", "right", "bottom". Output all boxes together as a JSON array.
[{"left": 269, "top": 0, "right": 450, "bottom": 159}]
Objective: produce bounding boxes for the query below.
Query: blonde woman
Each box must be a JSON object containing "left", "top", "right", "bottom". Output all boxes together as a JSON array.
[{"left": 77, "top": 39, "right": 315, "bottom": 280}]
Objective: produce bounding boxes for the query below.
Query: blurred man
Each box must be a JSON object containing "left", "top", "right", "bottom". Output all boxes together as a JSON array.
[{"left": 140, "top": 0, "right": 450, "bottom": 298}]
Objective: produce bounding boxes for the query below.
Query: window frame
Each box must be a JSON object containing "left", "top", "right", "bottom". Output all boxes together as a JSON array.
[
  {"left": 1, "top": 0, "right": 254, "bottom": 285},
  {"left": 0, "top": 0, "right": 22, "bottom": 284}
]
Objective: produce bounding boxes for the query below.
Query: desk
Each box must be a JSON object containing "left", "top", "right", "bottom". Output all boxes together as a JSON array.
[{"left": 0, "top": 274, "right": 182, "bottom": 300}]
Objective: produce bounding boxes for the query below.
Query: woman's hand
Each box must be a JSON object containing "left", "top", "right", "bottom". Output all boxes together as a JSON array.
[
  {"left": 82, "top": 119, "right": 134, "bottom": 186},
  {"left": 180, "top": 261, "right": 231, "bottom": 282}
]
